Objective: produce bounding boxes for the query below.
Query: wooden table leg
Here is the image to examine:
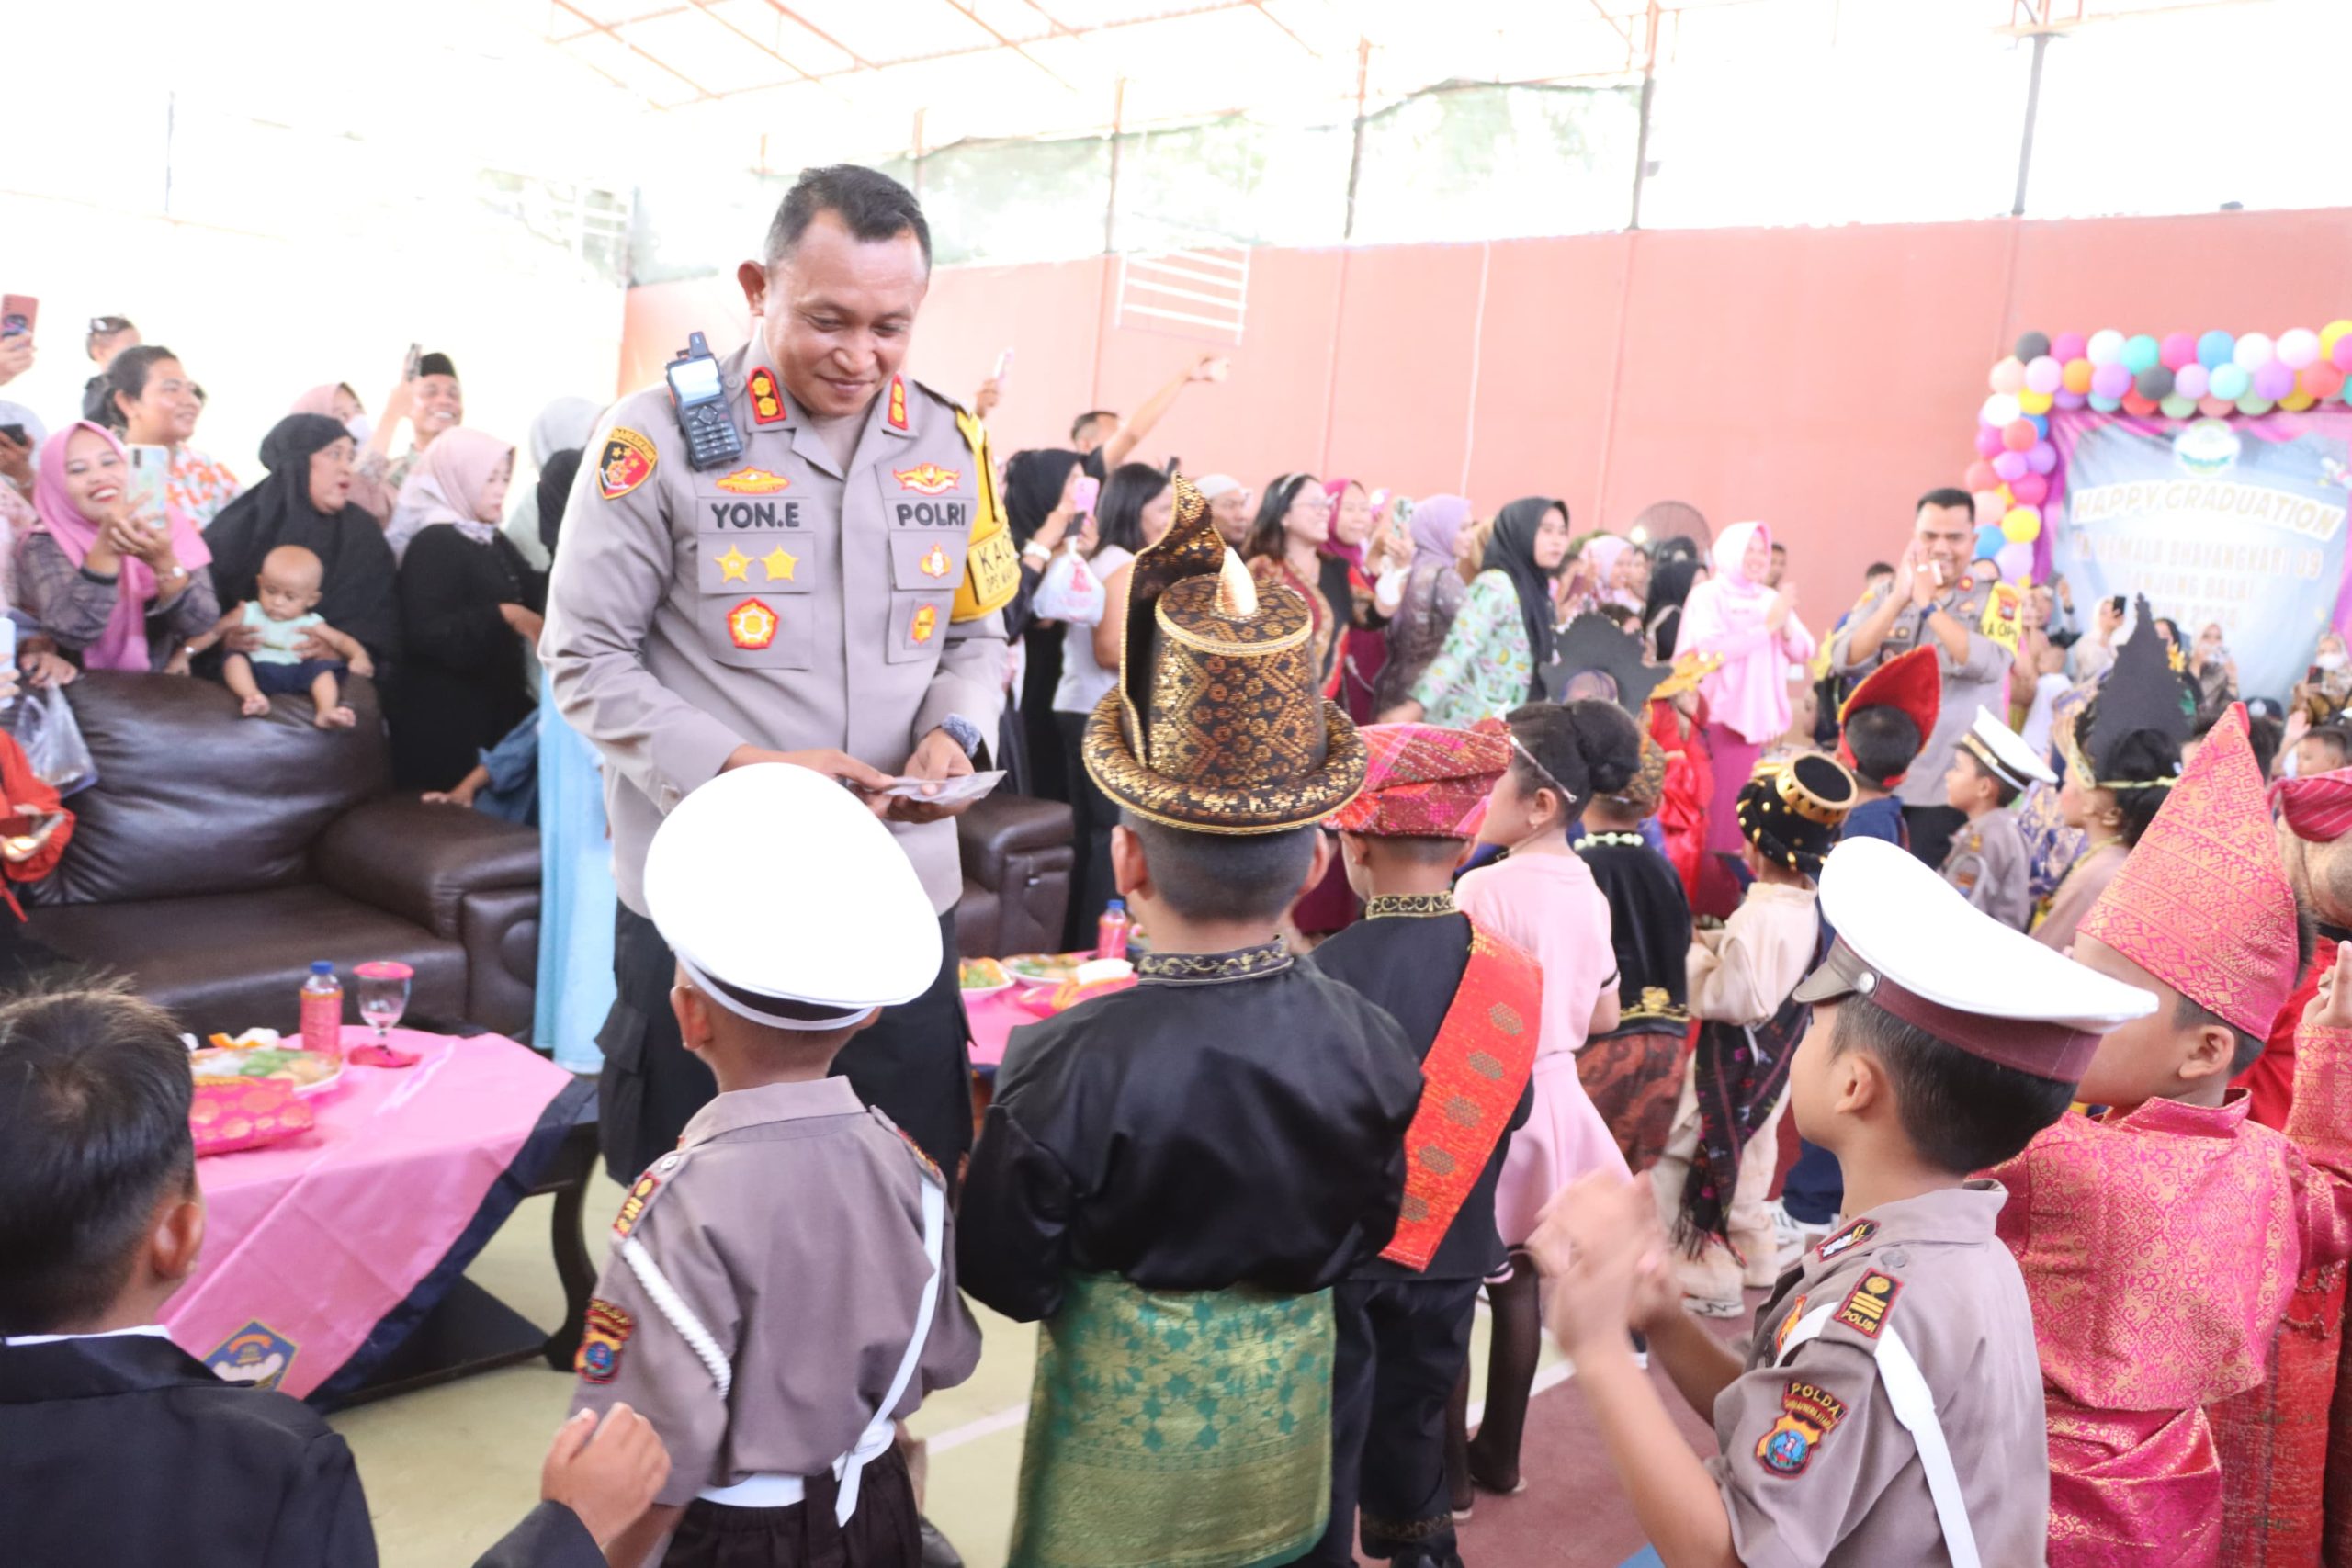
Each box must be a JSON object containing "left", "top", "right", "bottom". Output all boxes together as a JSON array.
[{"left": 541, "top": 1120, "right": 600, "bottom": 1371}]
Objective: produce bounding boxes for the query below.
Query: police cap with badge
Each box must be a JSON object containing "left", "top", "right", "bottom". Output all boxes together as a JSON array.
[{"left": 1793, "top": 835, "right": 2155, "bottom": 1082}]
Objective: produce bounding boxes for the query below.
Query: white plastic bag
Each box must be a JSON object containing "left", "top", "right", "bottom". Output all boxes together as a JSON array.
[
  {"left": 19, "top": 683, "right": 96, "bottom": 797},
  {"left": 1032, "top": 548, "right": 1108, "bottom": 626}
]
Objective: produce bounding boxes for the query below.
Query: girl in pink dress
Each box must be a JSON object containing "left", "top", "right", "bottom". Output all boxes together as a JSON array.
[
  {"left": 1678, "top": 521, "right": 1815, "bottom": 859},
  {"left": 1451, "top": 699, "right": 1637, "bottom": 1496}
]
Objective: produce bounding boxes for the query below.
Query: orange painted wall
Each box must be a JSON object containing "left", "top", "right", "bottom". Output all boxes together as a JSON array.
[{"left": 621, "top": 208, "right": 2352, "bottom": 602}]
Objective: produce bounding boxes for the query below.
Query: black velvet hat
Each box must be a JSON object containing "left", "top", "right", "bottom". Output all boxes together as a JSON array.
[{"left": 1734, "top": 752, "right": 1859, "bottom": 877}]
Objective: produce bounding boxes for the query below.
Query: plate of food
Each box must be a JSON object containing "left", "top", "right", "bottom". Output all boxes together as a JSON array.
[
  {"left": 188, "top": 1043, "right": 345, "bottom": 1097},
  {"left": 1003, "top": 952, "right": 1089, "bottom": 986},
  {"left": 958, "top": 956, "right": 1013, "bottom": 996}
]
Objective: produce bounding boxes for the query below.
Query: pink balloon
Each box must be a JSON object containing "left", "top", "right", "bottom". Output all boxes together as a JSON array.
[
  {"left": 2254, "top": 361, "right": 2296, "bottom": 400},
  {"left": 1989, "top": 357, "right": 2027, "bottom": 394},
  {"left": 2010, "top": 472, "right": 2049, "bottom": 507},
  {"left": 2090, "top": 362, "right": 2133, "bottom": 400},
  {"left": 2052, "top": 332, "right": 2088, "bottom": 362},
  {"left": 2001, "top": 419, "right": 2037, "bottom": 452},
  {"left": 2024, "top": 355, "right": 2064, "bottom": 395},
  {"left": 2159, "top": 333, "right": 2198, "bottom": 370},
  {"left": 2027, "top": 441, "right": 2058, "bottom": 475},
  {"left": 2052, "top": 389, "right": 2088, "bottom": 411},
  {"left": 2305, "top": 364, "right": 2347, "bottom": 400},
  {"left": 1992, "top": 450, "right": 2029, "bottom": 482},
  {"left": 2121, "top": 392, "right": 2157, "bottom": 417},
  {"left": 2199, "top": 395, "right": 2235, "bottom": 417},
  {"left": 2174, "top": 363, "right": 2211, "bottom": 400},
  {"left": 1964, "top": 459, "right": 1999, "bottom": 492},
  {"left": 2335, "top": 336, "right": 2352, "bottom": 372},
  {"left": 1973, "top": 425, "right": 2005, "bottom": 458}
]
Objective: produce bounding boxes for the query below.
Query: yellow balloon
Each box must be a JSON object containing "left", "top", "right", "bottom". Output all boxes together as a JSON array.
[
  {"left": 2282, "top": 391, "right": 2318, "bottom": 412},
  {"left": 2323, "top": 320, "right": 2352, "bottom": 357},
  {"left": 2001, "top": 506, "right": 2041, "bottom": 544},
  {"left": 2018, "top": 389, "right": 2053, "bottom": 415}
]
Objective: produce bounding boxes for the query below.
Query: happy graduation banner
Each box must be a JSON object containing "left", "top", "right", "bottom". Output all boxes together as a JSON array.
[{"left": 2046, "top": 409, "right": 2352, "bottom": 704}]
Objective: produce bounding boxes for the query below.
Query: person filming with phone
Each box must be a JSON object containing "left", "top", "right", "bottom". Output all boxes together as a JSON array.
[
  {"left": 1830, "top": 486, "right": 2007, "bottom": 870},
  {"left": 21, "top": 422, "right": 218, "bottom": 673}
]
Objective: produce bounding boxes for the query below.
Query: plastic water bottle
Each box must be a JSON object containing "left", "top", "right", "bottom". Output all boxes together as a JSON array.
[
  {"left": 300, "top": 962, "right": 343, "bottom": 1061},
  {"left": 1095, "top": 898, "right": 1132, "bottom": 962}
]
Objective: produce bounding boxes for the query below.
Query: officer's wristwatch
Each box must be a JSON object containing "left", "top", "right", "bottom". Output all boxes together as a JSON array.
[{"left": 933, "top": 714, "right": 986, "bottom": 761}]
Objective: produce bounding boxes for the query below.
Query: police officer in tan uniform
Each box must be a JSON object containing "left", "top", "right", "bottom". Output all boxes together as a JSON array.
[
  {"left": 544, "top": 165, "right": 1018, "bottom": 1188},
  {"left": 1831, "top": 488, "right": 2010, "bottom": 872}
]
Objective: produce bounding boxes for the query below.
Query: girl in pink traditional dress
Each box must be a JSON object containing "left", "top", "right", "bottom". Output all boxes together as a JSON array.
[{"left": 1450, "top": 700, "right": 1635, "bottom": 1497}]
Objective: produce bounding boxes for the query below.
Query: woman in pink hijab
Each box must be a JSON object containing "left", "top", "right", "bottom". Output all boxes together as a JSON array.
[
  {"left": 389, "top": 429, "right": 540, "bottom": 790},
  {"left": 20, "top": 421, "right": 218, "bottom": 672},
  {"left": 1678, "top": 521, "right": 1814, "bottom": 857}
]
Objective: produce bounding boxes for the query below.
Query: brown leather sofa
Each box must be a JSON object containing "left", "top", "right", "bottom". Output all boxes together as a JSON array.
[
  {"left": 19, "top": 673, "right": 1075, "bottom": 1039},
  {"left": 23, "top": 672, "right": 541, "bottom": 1038},
  {"left": 956, "top": 792, "right": 1074, "bottom": 960}
]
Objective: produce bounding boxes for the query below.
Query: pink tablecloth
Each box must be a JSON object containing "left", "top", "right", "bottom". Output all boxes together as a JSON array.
[
  {"left": 164, "top": 1026, "right": 572, "bottom": 1398},
  {"left": 967, "top": 981, "right": 1140, "bottom": 1070}
]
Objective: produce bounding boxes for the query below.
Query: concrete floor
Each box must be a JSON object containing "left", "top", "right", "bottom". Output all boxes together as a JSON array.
[{"left": 334, "top": 1178, "right": 1694, "bottom": 1568}]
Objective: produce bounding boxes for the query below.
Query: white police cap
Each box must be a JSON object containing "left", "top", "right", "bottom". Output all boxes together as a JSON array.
[
  {"left": 643, "top": 763, "right": 942, "bottom": 1030},
  {"left": 1960, "top": 705, "right": 2056, "bottom": 794},
  {"left": 1792, "top": 836, "right": 2154, "bottom": 1081}
]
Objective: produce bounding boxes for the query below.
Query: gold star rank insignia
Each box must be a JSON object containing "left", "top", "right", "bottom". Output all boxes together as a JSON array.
[
  {"left": 714, "top": 545, "right": 752, "bottom": 583},
  {"left": 762, "top": 547, "right": 797, "bottom": 582}
]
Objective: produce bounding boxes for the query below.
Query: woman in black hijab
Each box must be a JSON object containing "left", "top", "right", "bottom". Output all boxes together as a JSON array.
[
  {"left": 1644, "top": 536, "right": 1706, "bottom": 661},
  {"left": 1381, "top": 496, "right": 1571, "bottom": 726},
  {"left": 203, "top": 413, "right": 401, "bottom": 678},
  {"left": 1001, "top": 448, "right": 1088, "bottom": 801}
]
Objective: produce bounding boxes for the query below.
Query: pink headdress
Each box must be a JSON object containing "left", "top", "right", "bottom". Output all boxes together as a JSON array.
[
  {"left": 1329, "top": 719, "right": 1511, "bottom": 839},
  {"left": 2273, "top": 766, "right": 2352, "bottom": 843},
  {"left": 2081, "top": 704, "right": 2299, "bottom": 1034}
]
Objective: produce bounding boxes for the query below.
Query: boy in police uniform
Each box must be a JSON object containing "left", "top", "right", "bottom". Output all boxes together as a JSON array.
[
  {"left": 1532, "top": 836, "right": 2157, "bottom": 1567},
  {"left": 544, "top": 164, "right": 1018, "bottom": 1188},
  {"left": 570, "top": 762, "right": 983, "bottom": 1568}
]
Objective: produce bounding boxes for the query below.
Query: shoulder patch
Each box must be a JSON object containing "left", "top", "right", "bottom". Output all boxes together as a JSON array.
[
  {"left": 612, "top": 1149, "right": 685, "bottom": 1239},
  {"left": 598, "top": 428, "right": 658, "bottom": 500},
  {"left": 1815, "top": 1218, "right": 1877, "bottom": 1261},
  {"left": 1833, "top": 1269, "right": 1903, "bottom": 1339},
  {"left": 889, "top": 1122, "right": 945, "bottom": 1188},
  {"left": 1773, "top": 1293, "right": 1809, "bottom": 1357},
  {"left": 1755, "top": 1379, "right": 1849, "bottom": 1476},
  {"left": 576, "top": 1298, "right": 633, "bottom": 1383},
  {"left": 746, "top": 367, "right": 787, "bottom": 426}
]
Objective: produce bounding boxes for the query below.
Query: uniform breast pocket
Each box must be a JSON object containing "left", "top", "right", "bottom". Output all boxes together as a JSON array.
[
  {"left": 885, "top": 591, "right": 957, "bottom": 665},
  {"left": 888, "top": 525, "right": 969, "bottom": 592},
  {"left": 695, "top": 522, "right": 820, "bottom": 671}
]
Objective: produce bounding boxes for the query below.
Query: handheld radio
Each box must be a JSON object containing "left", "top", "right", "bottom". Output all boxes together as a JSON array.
[{"left": 666, "top": 332, "right": 744, "bottom": 471}]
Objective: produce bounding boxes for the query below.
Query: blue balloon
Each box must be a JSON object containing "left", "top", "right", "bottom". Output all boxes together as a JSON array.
[
  {"left": 2121, "top": 334, "right": 2161, "bottom": 374},
  {"left": 1974, "top": 523, "right": 2006, "bottom": 560},
  {"left": 2028, "top": 413, "right": 2050, "bottom": 437},
  {"left": 2198, "top": 329, "right": 2236, "bottom": 369},
  {"left": 2088, "top": 394, "right": 2123, "bottom": 413}
]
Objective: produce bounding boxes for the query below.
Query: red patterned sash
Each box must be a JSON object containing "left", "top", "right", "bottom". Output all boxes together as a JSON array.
[{"left": 1380, "top": 923, "right": 1544, "bottom": 1270}]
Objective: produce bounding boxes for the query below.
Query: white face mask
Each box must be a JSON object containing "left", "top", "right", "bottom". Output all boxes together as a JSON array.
[
  {"left": 2319, "top": 651, "right": 2347, "bottom": 673},
  {"left": 345, "top": 412, "right": 373, "bottom": 445}
]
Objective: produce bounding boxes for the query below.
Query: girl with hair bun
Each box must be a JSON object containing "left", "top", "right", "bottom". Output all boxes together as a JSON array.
[{"left": 1447, "top": 700, "right": 1637, "bottom": 1497}]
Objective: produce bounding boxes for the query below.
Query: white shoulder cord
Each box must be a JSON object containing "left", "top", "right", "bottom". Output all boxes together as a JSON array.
[
  {"left": 620, "top": 1235, "right": 732, "bottom": 1399},
  {"left": 831, "top": 1176, "right": 947, "bottom": 1525},
  {"left": 1776, "top": 1304, "right": 1981, "bottom": 1568}
]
